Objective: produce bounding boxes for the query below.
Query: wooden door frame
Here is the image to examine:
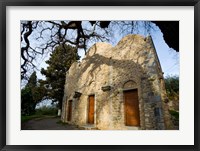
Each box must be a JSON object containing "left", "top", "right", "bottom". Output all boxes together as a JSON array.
[
  {"left": 64, "top": 100, "right": 68, "bottom": 122},
  {"left": 67, "top": 100, "right": 73, "bottom": 122},
  {"left": 123, "top": 88, "right": 140, "bottom": 127},
  {"left": 87, "top": 94, "right": 95, "bottom": 125}
]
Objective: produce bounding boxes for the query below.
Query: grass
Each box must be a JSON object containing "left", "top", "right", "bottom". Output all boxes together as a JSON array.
[
  {"left": 21, "top": 107, "right": 58, "bottom": 123},
  {"left": 35, "top": 107, "right": 57, "bottom": 116}
]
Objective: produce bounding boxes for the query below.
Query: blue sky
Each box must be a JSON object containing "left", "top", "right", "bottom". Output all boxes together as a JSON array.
[{"left": 150, "top": 30, "right": 179, "bottom": 77}]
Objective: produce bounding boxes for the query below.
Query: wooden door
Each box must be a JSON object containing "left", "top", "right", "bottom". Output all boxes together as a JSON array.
[
  {"left": 124, "top": 89, "right": 140, "bottom": 126},
  {"left": 88, "top": 95, "right": 95, "bottom": 124},
  {"left": 67, "top": 100, "right": 72, "bottom": 121}
]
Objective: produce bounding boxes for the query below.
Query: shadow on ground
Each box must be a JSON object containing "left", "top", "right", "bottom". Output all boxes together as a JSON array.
[{"left": 21, "top": 116, "right": 84, "bottom": 130}]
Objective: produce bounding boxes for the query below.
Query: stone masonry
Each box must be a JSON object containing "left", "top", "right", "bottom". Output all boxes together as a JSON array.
[{"left": 61, "top": 34, "right": 173, "bottom": 130}]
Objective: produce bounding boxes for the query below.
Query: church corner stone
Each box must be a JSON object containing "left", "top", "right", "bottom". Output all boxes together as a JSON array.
[{"left": 61, "top": 34, "right": 174, "bottom": 130}]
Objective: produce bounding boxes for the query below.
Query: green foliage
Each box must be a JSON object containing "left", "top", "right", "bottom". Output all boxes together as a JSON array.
[
  {"left": 169, "top": 110, "right": 179, "bottom": 121},
  {"left": 21, "top": 115, "right": 42, "bottom": 123},
  {"left": 21, "top": 71, "right": 46, "bottom": 115},
  {"left": 165, "top": 76, "right": 179, "bottom": 111},
  {"left": 164, "top": 75, "right": 179, "bottom": 100},
  {"left": 21, "top": 86, "right": 35, "bottom": 115},
  {"left": 40, "top": 44, "right": 79, "bottom": 109},
  {"left": 21, "top": 107, "right": 57, "bottom": 123},
  {"left": 27, "top": 71, "right": 37, "bottom": 88},
  {"left": 165, "top": 75, "right": 179, "bottom": 94},
  {"left": 32, "top": 86, "right": 46, "bottom": 103},
  {"left": 35, "top": 106, "right": 57, "bottom": 116}
]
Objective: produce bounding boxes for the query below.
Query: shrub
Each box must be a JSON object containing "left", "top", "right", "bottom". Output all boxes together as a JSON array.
[
  {"left": 35, "top": 106, "right": 58, "bottom": 116},
  {"left": 169, "top": 110, "right": 179, "bottom": 121}
]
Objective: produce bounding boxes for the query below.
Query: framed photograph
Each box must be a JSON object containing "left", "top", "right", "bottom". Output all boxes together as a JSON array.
[{"left": 0, "top": 0, "right": 199, "bottom": 150}]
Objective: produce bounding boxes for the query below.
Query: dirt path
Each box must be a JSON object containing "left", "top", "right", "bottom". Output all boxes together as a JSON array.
[{"left": 21, "top": 116, "right": 83, "bottom": 130}]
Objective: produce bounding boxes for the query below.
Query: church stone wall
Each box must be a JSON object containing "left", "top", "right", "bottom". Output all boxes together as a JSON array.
[{"left": 61, "top": 34, "right": 173, "bottom": 130}]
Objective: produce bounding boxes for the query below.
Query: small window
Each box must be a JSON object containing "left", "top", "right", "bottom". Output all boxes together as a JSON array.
[{"left": 154, "top": 107, "right": 161, "bottom": 117}]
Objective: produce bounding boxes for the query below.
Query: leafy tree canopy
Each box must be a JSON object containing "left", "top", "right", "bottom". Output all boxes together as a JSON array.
[
  {"left": 164, "top": 75, "right": 179, "bottom": 110},
  {"left": 165, "top": 75, "right": 179, "bottom": 95},
  {"left": 21, "top": 71, "right": 46, "bottom": 115},
  {"left": 40, "top": 44, "right": 79, "bottom": 109}
]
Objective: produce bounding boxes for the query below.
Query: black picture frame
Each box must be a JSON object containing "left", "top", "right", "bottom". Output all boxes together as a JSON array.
[{"left": 0, "top": 0, "right": 199, "bottom": 150}]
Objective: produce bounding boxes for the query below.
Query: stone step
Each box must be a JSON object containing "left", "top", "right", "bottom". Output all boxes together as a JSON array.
[{"left": 79, "top": 125, "right": 99, "bottom": 130}]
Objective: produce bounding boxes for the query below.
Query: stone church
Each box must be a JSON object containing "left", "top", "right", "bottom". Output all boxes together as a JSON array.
[{"left": 61, "top": 34, "right": 172, "bottom": 130}]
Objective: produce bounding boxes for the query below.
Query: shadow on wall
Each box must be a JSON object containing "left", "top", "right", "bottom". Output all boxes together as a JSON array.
[{"left": 65, "top": 36, "right": 173, "bottom": 130}]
